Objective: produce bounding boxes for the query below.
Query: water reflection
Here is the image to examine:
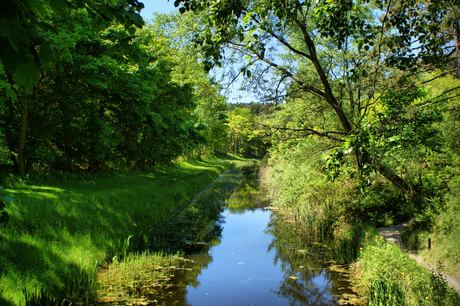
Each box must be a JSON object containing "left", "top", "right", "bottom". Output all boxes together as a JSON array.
[
  {"left": 225, "top": 165, "right": 268, "bottom": 213},
  {"left": 144, "top": 166, "right": 356, "bottom": 305},
  {"left": 266, "top": 214, "right": 354, "bottom": 305}
]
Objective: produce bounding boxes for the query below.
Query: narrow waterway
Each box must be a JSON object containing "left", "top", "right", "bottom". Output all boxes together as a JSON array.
[{"left": 146, "top": 166, "right": 358, "bottom": 305}]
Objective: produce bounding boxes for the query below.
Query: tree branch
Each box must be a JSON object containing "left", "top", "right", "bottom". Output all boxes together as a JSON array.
[
  {"left": 262, "top": 124, "right": 346, "bottom": 142},
  {"left": 227, "top": 43, "right": 327, "bottom": 99}
]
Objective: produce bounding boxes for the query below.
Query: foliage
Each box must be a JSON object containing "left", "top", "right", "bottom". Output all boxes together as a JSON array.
[
  {"left": 328, "top": 223, "right": 377, "bottom": 265},
  {"left": 0, "top": 0, "right": 144, "bottom": 93},
  {"left": 226, "top": 107, "right": 269, "bottom": 156},
  {"left": 170, "top": 0, "right": 459, "bottom": 207},
  {"left": 145, "top": 11, "right": 230, "bottom": 156},
  {"left": 261, "top": 137, "right": 353, "bottom": 240},
  {"left": 1, "top": 9, "right": 211, "bottom": 175}
]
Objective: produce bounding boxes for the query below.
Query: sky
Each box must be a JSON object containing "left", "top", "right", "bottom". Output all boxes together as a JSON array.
[{"left": 140, "top": 0, "right": 178, "bottom": 19}]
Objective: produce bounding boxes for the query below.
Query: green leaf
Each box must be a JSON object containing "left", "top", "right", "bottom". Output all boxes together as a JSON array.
[
  {"left": 127, "top": 26, "right": 136, "bottom": 35},
  {"left": 14, "top": 60, "right": 38, "bottom": 93},
  {"left": 6, "top": 87, "right": 18, "bottom": 102},
  {"left": 39, "top": 41, "right": 55, "bottom": 66}
]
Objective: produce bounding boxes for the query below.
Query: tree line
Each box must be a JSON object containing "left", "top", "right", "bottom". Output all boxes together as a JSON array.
[{"left": 0, "top": 1, "right": 271, "bottom": 178}]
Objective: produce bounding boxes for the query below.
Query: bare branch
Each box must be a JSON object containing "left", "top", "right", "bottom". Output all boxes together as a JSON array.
[
  {"left": 262, "top": 124, "right": 346, "bottom": 142},
  {"left": 415, "top": 92, "right": 460, "bottom": 110}
]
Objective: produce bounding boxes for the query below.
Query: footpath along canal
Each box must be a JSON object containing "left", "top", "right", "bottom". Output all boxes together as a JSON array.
[{"left": 118, "top": 165, "right": 361, "bottom": 305}]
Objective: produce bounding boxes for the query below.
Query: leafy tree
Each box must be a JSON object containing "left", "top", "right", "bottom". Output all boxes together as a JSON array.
[
  {"left": 227, "top": 107, "right": 268, "bottom": 156},
  {"left": 172, "top": 0, "right": 459, "bottom": 201},
  {"left": 1, "top": 8, "right": 207, "bottom": 175},
  {"left": 144, "top": 11, "right": 229, "bottom": 157},
  {"left": 0, "top": 0, "right": 144, "bottom": 92}
]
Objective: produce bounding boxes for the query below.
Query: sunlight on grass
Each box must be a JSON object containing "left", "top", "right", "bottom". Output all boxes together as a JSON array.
[{"left": 0, "top": 157, "right": 246, "bottom": 305}]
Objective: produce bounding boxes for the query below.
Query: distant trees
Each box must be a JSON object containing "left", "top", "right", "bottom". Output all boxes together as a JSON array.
[{"left": 226, "top": 104, "right": 271, "bottom": 157}]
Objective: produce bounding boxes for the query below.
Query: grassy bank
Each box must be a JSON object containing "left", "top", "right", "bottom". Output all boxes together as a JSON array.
[
  {"left": 0, "top": 156, "right": 252, "bottom": 305},
  {"left": 353, "top": 233, "right": 460, "bottom": 306}
]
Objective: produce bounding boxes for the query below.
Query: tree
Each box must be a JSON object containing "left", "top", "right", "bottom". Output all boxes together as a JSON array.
[
  {"left": 0, "top": 8, "right": 207, "bottom": 174},
  {"left": 172, "top": 0, "right": 459, "bottom": 201},
  {"left": 0, "top": 0, "right": 145, "bottom": 92},
  {"left": 144, "top": 11, "right": 230, "bottom": 157},
  {"left": 227, "top": 107, "right": 269, "bottom": 156}
]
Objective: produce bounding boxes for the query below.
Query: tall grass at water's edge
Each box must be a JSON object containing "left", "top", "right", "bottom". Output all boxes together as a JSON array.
[
  {"left": 0, "top": 157, "right": 255, "bottom": 305},
  {"left": 353, "top": 233, "right": 460, "bottom": 306}
]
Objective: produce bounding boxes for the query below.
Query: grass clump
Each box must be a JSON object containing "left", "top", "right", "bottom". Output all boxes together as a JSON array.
[
  {"left": 354, "top": 234, "right": 460, "bottom": 306},
  {"left": 97, "top": 250, "right": 181, "bottom": 305},
  {"left": 0, "top": 156, "right": 241, "bottom": 305},
  {"left": 328, "top": 224, "right": 378, "bottom": 264}
]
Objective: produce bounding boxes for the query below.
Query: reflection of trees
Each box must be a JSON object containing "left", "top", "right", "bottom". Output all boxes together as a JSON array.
[
  {"left": 226, "top": 166, "right": 269, "bottom": 213},
  {"left": 149, "top": 171, "right": 241, "bottom": 253},
  {"left": 145, "top": 244, "right": 214, "bottom": 306},
  {"left": 146, "top": 170, "right": 242, "bottom": 305},
  {"left": 147, "top": 166, "right": 355, "bottom": 306},
  {"left": 266, "top": 215, "right": 353, "bottom": 305}
]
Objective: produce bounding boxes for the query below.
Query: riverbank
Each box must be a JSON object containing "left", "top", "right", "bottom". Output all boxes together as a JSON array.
[
  {"left": 377, "top": 223, "right": 460, "bottom": 292},
  {"left": 352, "top": 229, "right": 460, "bottom": 306},
  {"left": 0, "top": 156, "right": 254, "bottom": 305}
]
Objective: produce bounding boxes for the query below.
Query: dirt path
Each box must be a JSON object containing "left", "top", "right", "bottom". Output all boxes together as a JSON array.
[{"left": 377, "top": 223, "right": 460, "bottom": 292}]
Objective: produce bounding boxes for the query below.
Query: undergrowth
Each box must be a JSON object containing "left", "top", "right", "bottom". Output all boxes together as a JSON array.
[{"left": 261, "top": 135, "right": 460, "bottom": 304}]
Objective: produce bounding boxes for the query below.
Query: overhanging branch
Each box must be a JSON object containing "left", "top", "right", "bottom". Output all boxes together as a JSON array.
[{"left": 262, "top": 124, "right": 346, "bottom": 142}]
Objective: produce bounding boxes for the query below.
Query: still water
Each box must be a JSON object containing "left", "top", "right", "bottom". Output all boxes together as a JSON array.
[{"left": 147, "top": 166, "right": 356, "bottom": 305}]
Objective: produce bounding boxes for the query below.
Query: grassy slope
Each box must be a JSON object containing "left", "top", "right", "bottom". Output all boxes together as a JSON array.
[{"left": 0, "top": 157, "right": 250, "bottom": 305}]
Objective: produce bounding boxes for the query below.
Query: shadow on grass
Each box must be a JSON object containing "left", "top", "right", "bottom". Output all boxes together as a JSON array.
[
  {"left": 0, "top": 296, "right": 15, "bottom": 306},
  {"left": 1, "top": 157, "right": 242, "bottom": 304}
]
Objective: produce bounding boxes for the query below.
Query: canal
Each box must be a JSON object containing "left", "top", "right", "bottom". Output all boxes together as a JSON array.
[{"left": 145, "top": 166, "right": 359, "bottom": 305}]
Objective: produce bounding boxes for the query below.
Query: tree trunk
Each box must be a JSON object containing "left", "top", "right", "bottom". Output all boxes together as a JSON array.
[
  {"left": 455, "top": 24, "right": 460, "bottom": 78},
  {"left": 18, "top": 95, "right": 30, "bottom": 177},
  {"left": 360, "top": 149, "right": 421, "bottom": 202}
]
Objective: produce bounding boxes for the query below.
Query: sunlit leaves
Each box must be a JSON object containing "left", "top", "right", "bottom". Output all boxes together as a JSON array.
[{"left": 0, "top": 0, "right": 145, "bottom": 92}]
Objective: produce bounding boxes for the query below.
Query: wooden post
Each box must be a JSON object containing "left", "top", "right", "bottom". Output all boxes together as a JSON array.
[{"left": 428, "top": 238, "right": 432, "bottom": 250}]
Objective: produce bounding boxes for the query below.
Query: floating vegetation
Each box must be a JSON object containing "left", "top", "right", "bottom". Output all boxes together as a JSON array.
[
  {"left": 97, "top": 251, "right": 183, "bottom": 305},
  {"left": 96, "top": 169, "right": 245, "bottom": 305}
]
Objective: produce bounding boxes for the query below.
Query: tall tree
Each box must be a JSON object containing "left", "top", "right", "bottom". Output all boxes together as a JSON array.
[
  {"left": 172, "top": 0, "right": 459, "bottom": 200},
  {"left": 144, "top": 11, "right": 229, "bottom": 156}
]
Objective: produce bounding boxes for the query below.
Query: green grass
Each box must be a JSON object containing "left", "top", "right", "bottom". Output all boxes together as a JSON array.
[
  {"left": 97, "top": 250, "right": 181, "bottom": 305},
  {"left": 328, "top": 223, "right": 378, "bottom": 264},
  {"left": 0, "top": 156, "right": 252, "bottom": 305},
  {"left": 354, "top": 234, "right": 460, "bottom": 306}
]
